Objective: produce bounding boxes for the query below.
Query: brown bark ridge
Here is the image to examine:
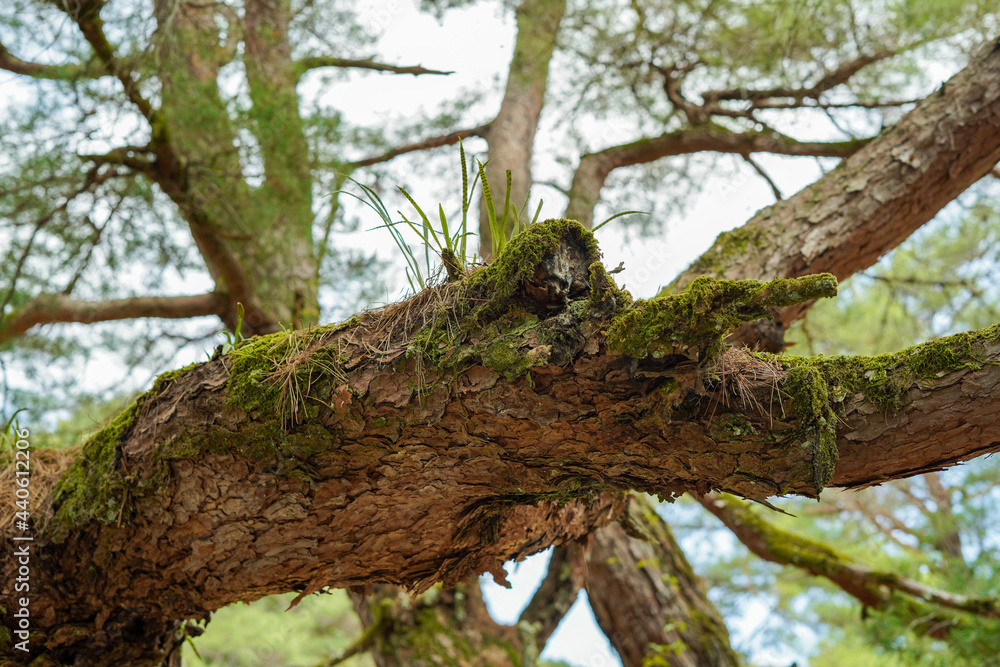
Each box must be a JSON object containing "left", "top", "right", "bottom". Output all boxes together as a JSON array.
[
  {"left": 587, "top": 496, "right": 739, "bottom": 667},
  {"left": 669, "top": 38, "right": 1000, "bottom": 335},
  {"left": 6, "top": 219, "right": 1000, "bottom": 663}
]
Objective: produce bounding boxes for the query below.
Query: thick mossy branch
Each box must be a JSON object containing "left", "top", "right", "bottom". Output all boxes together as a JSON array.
[
  {"left": 607, "top": 273, "right": 837, "bottom": 360},
  {"left": 47, "top": 366, "right": 196, "bottom": 535},
  {"left": 781, "top": 324, "right": 1000, "bottom": 414},
  {"left": 463, "top": 218, "right": 601, "bottom": 322}
]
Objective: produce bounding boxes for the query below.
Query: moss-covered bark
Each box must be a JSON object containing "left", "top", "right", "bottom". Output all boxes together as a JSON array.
[
  {"left": 7, "top": 219, "right": 1000, "bottom": 664},
  {"left": 698, "top": 494, "right": 1000, "bottom": 639}
]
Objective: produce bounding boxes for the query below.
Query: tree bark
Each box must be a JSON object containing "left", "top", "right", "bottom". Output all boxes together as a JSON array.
[
  {"left": 6, "top": 219, "right": 1000, "bottom": 663},
  {"left": 587, "top": 497, "right": 740, "bottom": 667},
  {"left": 349, "top": 581, "right": 522, "bottom": 667}
]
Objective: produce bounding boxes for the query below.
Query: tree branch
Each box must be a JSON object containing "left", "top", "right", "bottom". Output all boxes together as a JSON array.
[
  {"left": 701, "top": 50, "right": 897, "bottom": 104},
  {"left": 78, "top": 145, "right": 155, "bottom": 173},
  {"left": 586, "top": 497, "right": 739, "bottom": 666},
  {"left": 346, "top": 125, "right": 489, "bottom": 169},
  {"left": 0, "top": 292, "right": 227, "bottom": 345},
  {"left": 671, "top": 39, "right": 1000, "bottom": 333},
  {"left": 517, "top": 542, "right": 587, "bottom": 646},
  {"left": 564, "top": 125, "right": 866, "bottom": 226},
  {"left": 697, "top": 493, "right": 1000, "bottom": 626},
  {"left": 61, "top": 0, "right": 156, "bottom": 122},
  {"left": 0, "top": 40, "right": 102, "bottom": 80},
  {"left": 11, "top": 220, "right": 1000, "bottom": 661},
  {"left": 294, "top": 56, "right": 452, "bottom": 80}
]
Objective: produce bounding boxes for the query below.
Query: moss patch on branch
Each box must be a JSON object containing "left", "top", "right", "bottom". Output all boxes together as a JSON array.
[
  {"left": 406, "top": 218, "right": 603, "bottom": 381},
  {"left": 463, "top": 218, "right": 600, "bottom": 322},
  {"left": 781, "top": 323, "right": 1000, "bottom": 414},
  {"left": 607, "top": 273, "right": 838, "bottom": 360},
  {"left": 225, "top": 318, "right": 355, "bottom": 423}
]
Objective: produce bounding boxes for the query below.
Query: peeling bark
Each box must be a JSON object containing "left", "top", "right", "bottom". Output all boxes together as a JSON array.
[{"left": 6, "top": 220, "right": 1000, "bottom": 663}]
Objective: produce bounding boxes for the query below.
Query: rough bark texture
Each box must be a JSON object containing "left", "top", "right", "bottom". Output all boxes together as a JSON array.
[
  {"left": 587, "top": 497, "right": 740, "bottom": 667},
  {"left": 669, "top": 39, "right": 1000, "bottom": 331},
  {"left": 6, "top": 219, "right": 1000, "bottom": 664}
]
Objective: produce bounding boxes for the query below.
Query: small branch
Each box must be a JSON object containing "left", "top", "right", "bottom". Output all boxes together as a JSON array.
[
  {"left": 78, "top": 145, "right": 155, "bottom": 173},
  {"left": 0, "top": 41, "right": 101, "bottom": 80},
  {"left": 702, "top": 50, "right": 897, "bottom": 104},
  {"left": 697, "top": 493, "right": 1000, "bottom": 621},
  {"left": 517, "top": 542, "right": 588, "bottom": 646},
  {"left": 751, "top": 97, "right": 922, "bottom": 110},
  {"left": 294, "top": 56, "right": 452, "bottom": 80},
  {"left": 315, "top": 604, "right": 388, "bottom": 667},
  {"left": 0, "top": 293, "right": 227, "bottom": 344},
  {"left": 564, "top": 125, "right": 866, "bottom": 226},
  {"left": 58, "top": 0, "right": 156, "bottom": 122},
  {"left": 741, "top": 153, "right": 783, "bottom": 200},
  {"left": 346, "top": 125, "right": 489, "bottom": 169}
]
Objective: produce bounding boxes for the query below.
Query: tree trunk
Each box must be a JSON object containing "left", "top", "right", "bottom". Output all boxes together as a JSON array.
[
  {"left": 479, "top": 0, "right": 565, "bottom": 259},
  {"left": 587, "top": 496, "right": 740, "bottom": 667},
  {"left": 152, "top": 0, "right": 318, "bottom": 332}
]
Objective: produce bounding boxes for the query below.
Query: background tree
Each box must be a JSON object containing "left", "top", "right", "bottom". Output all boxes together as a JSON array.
[{"left": 2, "top": 0, "right": 1000, "bottom": 665}]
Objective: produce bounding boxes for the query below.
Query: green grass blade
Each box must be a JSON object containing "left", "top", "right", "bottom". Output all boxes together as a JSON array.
[
  {"left": 478, "top": 160, "right": 501, "bottom": 257},
  {"left": 398, "top": 186, "right": 443, "bottom": 250},
  {"left": 593, "top": 210, "right": 649, "bottom": 231},
  {"left": 438, "top": 203, "right": 452, "bottom": 252},
  {"left": 531, "top": 199, "right": 544, "bottom": 225},
  {"left": 460, "top": 140, "right": 469, "bottom": 216},
  {"left": 498, "top": 170, "right": 512, "bottom": 251}
]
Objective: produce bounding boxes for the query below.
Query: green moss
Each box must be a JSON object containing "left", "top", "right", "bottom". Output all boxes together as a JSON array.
[
  {"left": 715, "top": 494, "right": 879, "bottom": 594},
  {"left": 782, "top": 324, "right": 1000, "bottom": 414},
  {"left": 672, "top": 225, "right": 768, "bottom": 287},
  {"left": 48, "top": 398, "right": 141, "bottom": 531},
  {"left": 464, "top": 218, "right": 600, "bottom": 324},
  {"left": 587, "top": 261, "right": 632, "bottom": 316},
  {"left": 709, "top": 413, "right": 759, "bottom": 441},
  {"left": 771, "top": 324, "right": 1000, "bottom": 493},
  {"left": 608, "top": 274, "right": 838, "bottom": 360},
  {"left": 225, "top": 319, "right": 353, "bottom": 422},
  {"left": 783, "top": 366, "right": 839, "bottom": 493},
  {"left": 408, "top": 219, "right": 601, "bottom": 379},
  {"left": 479, "top": 338, "right": 533, "bottom": 381}
]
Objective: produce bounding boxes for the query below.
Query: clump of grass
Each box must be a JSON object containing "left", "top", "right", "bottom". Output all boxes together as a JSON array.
[
  {"left": 338, "top": 142, "right": 645, "bottom": 293},
  {"left": 338, "top": 141, "right": 546, "bottom": 292}
]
